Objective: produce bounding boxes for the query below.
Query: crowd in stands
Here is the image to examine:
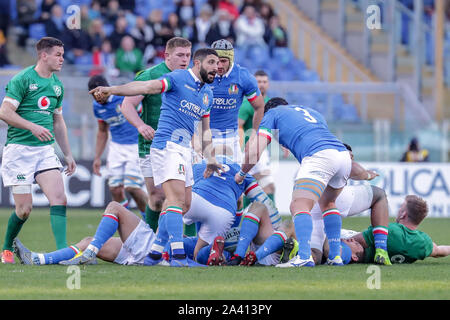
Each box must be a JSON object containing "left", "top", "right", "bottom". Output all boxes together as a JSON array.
[{"left": 0, "top": 0, "right": 290, "bottom": 79}]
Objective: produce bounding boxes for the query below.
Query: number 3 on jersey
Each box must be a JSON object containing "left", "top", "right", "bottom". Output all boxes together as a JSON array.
[{"left": 294, "top": 106, "right": 317, "bottom": 123}]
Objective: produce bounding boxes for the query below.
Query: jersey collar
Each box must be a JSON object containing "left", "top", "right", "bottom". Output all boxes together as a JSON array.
[{"left": 188, "top": 68, "right": 201, "bottom": 83}]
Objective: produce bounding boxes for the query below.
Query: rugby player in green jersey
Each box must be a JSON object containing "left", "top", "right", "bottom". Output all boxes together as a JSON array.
[{"left": 0, "top": 37, "right": 76, "bottom": 263}]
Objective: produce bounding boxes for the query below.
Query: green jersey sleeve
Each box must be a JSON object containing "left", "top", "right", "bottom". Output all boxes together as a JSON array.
[{"left": 5, "top": 75, "right": 27, "bottom": 106}]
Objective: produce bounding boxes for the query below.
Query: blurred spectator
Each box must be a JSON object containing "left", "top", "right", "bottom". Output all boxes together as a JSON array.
[
  {"left": 205, "top": 9, "right": 236, "bottom": 45},
  {"left": 130, "top": 16, "right": 154, "bottom": 52},
  {"left": 130, "top": 15, "right": 156, "bottom": 64},
  {"left": 118, "top": 0, "right": 135, "bottom": 12},
  {"left": 109, "top": 16, "right": 129, "bottom": 50},
  {"left": 176, "top": 0, "right": 196, "bottom": 27},
  {"left": 80, "top": 5, "right": 93, "bottom": 32},
  {"left": 147, "top": 9, "right": 166, "bottom": 50},
  {"left": 63, "top": 28, "right": 93, "bottom": 64},
  {"left": 239, "top": 0, "right": 263, "bottom": 13},
  {"left": 39, "top": 0, "right": 57, "bottom": 23},
  {"left": 89, "top": 0, "right": 103, "bottom": 20},
  {"left": 44, "top": 4, "right": 66, "bottom": 40},
  {"left": 91, "top": 39, "right": 119, "bottom": 77},
  {"left": 259, "top": 2, "right": 275, "bottom": 24},
  {"left": 165, "top": 12, "right": 184, "bottom": 39},
  {"left": 0, "top": 0, "right": 11, "bottom": 65},
  {"left": 235, "top": 5, "right": 266, "bottom": 48},
  {"left": 16, "top": 0, "right": 37, "bottom": 47},
  {"left": 218, "top": 0, "right": 240, "bottom": 20},
  {"left": 265, "top": 15, "right": 288, "bottom": 51},
  {"left": 400, "top": 137, "right": 429, "bottom": 162},
  {"left": 89, "top": 18, "right": 107, "bottom": 50},
  {"left": 104, "top": 0, "right": 121, "bottom": 25},
  {"left": 0, "top": 30, "right": 11, "bottom": 67},
  {"left": 115, "top": 35, "right": 144, "bottom": 76},
  {"left": 193, "top": 4, "right": 214, "bottom": 48}
]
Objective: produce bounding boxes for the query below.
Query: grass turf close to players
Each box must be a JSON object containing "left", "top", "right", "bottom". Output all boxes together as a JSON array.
[{"left": 0, "top": 208, "right": 449, "bottom": 300}]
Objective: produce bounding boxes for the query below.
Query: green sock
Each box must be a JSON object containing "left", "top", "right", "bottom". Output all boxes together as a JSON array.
[
  {"left": 2, "top": 212, "right": 26, "bottom": 251},
  {"left": 243, "top": 196, "right": 251, "bottom": 209},
  {"left": 184, "top": 223, "right": 196, "bottom": 237},
  {"left": 145, "top": 205, "right": 160, "bottom": 232},
  {"left": 50, "top": 205, "right": 67, "bottom": 250}
]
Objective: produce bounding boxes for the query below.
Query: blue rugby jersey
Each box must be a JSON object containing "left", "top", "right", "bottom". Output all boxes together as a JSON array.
[
  {"left": 92, "top": 95, "right": 140, "bottom": 145},
  {"left": 192, "top": 155, "right": 255, "bottom": 215},
  {"left": 258, "top": 105, "right": 347, "bottom": 162},
  {"left": 151, "top": 69, "right": 213, "bottom": 149},
  {"left": 209, "top": 64, "right": 260, "bottom": 135}
]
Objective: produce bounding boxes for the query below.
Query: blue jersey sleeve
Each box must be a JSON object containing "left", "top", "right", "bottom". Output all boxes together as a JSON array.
[
  {"left": 241, "top": 69, "right": 260, "bottom": 102},
  {"left": 257, "top": 111, "right": 276, "bottom": 142}
]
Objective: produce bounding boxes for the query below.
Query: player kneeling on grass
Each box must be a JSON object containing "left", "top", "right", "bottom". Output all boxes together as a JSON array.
[{"left": 12, "top": 201, "right": 203, "bottom": 266}]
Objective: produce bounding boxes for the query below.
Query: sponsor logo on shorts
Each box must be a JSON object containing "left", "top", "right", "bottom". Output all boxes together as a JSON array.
[
  {"left": 178, "top": 164, "right": 185, "bottom": 175},
  {"left": 16, "top": 174, "right": 26, "bottom": 181}
]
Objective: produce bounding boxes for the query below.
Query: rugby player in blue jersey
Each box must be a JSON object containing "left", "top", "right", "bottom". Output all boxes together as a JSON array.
[
  {"left": 88, "top": 75, "right": 148, "bottom": 218},
  {"left": 88, "top": 48, "right": 223, "bottom": 267},
  {"left": 235, "top": 97, "right": 354, "bottom": 267},
  {"left": 208, "top": 39, "right": 265, "bottom": 163}
]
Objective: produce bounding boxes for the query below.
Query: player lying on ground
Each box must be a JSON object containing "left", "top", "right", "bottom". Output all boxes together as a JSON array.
[{"left": 12, "top": 201, "right": 201, "bottom": 266}]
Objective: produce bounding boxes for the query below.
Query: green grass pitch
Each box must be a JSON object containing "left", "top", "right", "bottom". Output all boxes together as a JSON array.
[{"left": 0, "top": 208, "right": 449, "bottom": 300}]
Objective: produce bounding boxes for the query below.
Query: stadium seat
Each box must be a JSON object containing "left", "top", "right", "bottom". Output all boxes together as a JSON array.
[{"left": 29, "top": 23, "right": 46, "bottom": 40}]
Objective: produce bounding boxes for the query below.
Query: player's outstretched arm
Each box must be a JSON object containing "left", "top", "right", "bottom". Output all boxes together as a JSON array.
[
  {"left": 429, "top": 243, "right": 450, "bottom": 258},
  {"left": 200, "top": 116, "right": 222, "bottom": 178},
  {"left": 53, "top": 111, "right": 76, "bottom": 175},
  {"left": 0, "top": 99, "right": 53, "bottom": 141},
  {"left": 249, "top": 95, "right": 265, "bottom": 138},
  {"left": 90, "top": 80, "right": 163, "bottom": 99}
]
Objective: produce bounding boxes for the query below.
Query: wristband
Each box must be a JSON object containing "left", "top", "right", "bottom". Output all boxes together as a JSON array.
[{"left": 238, "top": 169, "right": 247, "bottom": 177}]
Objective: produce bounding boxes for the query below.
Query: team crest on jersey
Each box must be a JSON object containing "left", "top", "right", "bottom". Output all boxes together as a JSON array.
[
  {"left": 202, "top": 93, "right": 209, "bottom": 106},
  {"left": 228, "top": 84, "right": 239, "bottom": 95},
  {"left": 29, "top": 83, "right": 38, "bottom": 91},
  {"left": 37, "top": 96, "right": 51, "bottom": 110},
  {"left": 53, "top": 85, "right": 62, "bottom": 97}
]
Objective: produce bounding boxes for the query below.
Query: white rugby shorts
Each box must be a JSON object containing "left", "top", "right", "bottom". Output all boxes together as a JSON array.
[
  {"left": 1, "top": 144, "right": 62, "bottom": 187},
  {"left": 295, "top": 149, "right": 352, "bottom": 190},
  {"left": 183, "top": 192, "right": 234, "bottom": 244},
  {"left": 113, "top": 219, "right": 156, "bottom": 265},
  {"left": 107, "top": 141, "right": 144, "bottom": 188},
  {"left": 150, "top": 141, "right": 194, "bottom": 187}
]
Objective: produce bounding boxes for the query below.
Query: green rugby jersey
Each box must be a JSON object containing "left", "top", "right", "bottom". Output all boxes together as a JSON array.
[
  {"left": 363, "top": 222, "right": 433, "bottom": 264},
  {"left": 4, "top": 65, "right": 64, "bottom": 146},
  {"left": 238, "top": 96, "right": 269, "bottom": 144},
  {"left": 134, "top": 62, "right": 171, "bottom": 157}
]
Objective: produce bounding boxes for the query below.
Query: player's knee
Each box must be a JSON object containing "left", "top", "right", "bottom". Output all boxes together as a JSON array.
[
  {"left": 49, "top": 192, "right": 67, "bottom": 206},
  {"left": 372, "top": 185, "right": 387, "bottom": 203},
  {"left": 105, "top": 201, "right": 123, "bottom": 215},
  {"left": 248, "top": 201, "right": 266, "bottom": 219},
  {"left": 15, "top": 203, "right": 32, "bottom": 219}
]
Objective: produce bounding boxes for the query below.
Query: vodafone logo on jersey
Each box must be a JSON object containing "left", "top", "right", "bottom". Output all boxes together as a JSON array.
[{"left": 37, "top": 96, "right": 51, "bottom": 110}]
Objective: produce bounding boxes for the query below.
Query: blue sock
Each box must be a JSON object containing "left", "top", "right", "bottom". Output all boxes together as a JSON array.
[
  {"left": 255, "top": 231, "right": 287, "bottom": 261},
  {"left": 293, "top": 212, "right": 313, "bottom": 259},
  {"left": 323, "top": 209, "right": 342, "bottom": 259},
  {"left": 196, "top": 243, "right": 212, "bottom": 264},
  {"left": 165, "top": 206, "right": 185, "bottom": 258},
  {"left": 234, "top": 212, "right": 260, "bottom": 258},
  {"left": 372, "top": 226, "right": 388, "bottom": 251},
  {"left": 36, "top": 245, "right": 81, "bottom": 265},
  {"left": 90, "top": 213, "right": 119, "bottom": 252},
  {"left": 149, "top": 212, "right": 168, "bottom": 259}
]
